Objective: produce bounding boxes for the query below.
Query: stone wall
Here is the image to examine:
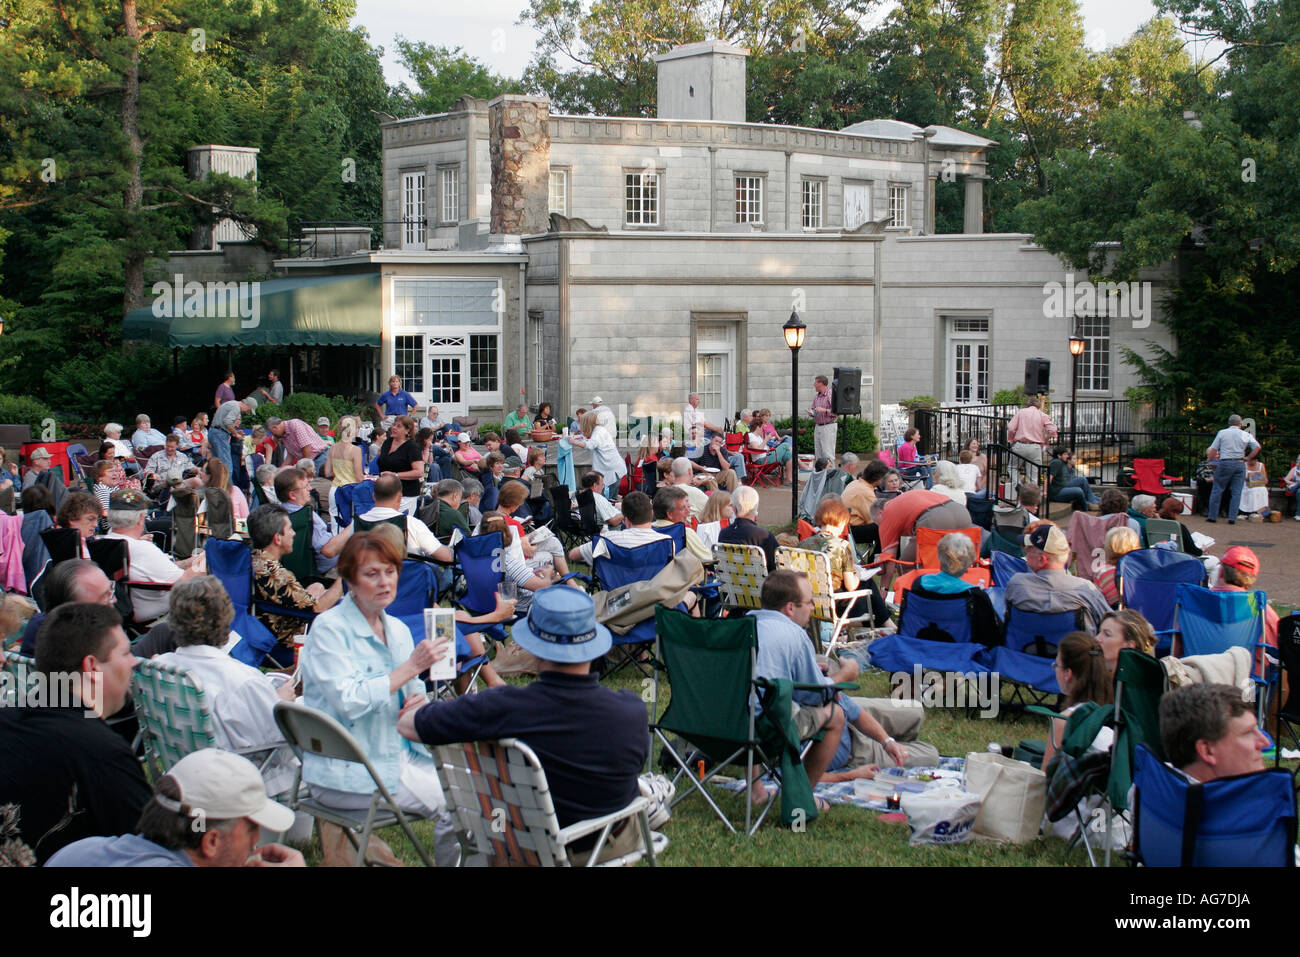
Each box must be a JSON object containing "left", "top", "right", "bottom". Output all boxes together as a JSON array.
[{"left": 489, "top": 96, "right": 551, "bottom": 237}]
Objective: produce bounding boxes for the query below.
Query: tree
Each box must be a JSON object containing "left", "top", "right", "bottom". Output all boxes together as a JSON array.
[{"left": 391, "top": 41, "right": 523, "bottom": 116}]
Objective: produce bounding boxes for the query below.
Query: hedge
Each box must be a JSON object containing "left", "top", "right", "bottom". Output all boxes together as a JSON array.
[{"left": 773, "top": 416, "right": 878, "bottom": 456}]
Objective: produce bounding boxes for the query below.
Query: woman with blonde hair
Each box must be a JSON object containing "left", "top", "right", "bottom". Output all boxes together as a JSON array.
[
  {"left": 324, "top": 415, "right": 362, "bottom": 486},
  {"left": 1096, "top": 609, "right": 1157, "bottom": 673},
  {"left": 567, "top": 409, "right": 625, "bottom": 501},
  {"left": 1096, "top": 525, "right": 1140, "bottom": 607}
]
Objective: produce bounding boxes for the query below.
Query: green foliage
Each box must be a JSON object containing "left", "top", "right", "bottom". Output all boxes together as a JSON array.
[
  {"left": 992, "top": 386, "right": 1028, "bottom": 406},
  {"left": 477, "top": 423, "right": 504, "bottom": 439},
  {"left": 391, "top": 42, "right": 523, "bottom": 115},
  {"left": 268, "top": 392, "right": 346, "bottom": 430},
  {"left": 0, "top": 394, "right": 60, "bottom": 437},
  {"left": 44, "top": 346, "right": 176, "bottom": 422},
  {"left": 897, "top": 395, "right": 939, "bottom": 410},
  {"left": 773, "top": 416, "right": 877, "bottom": 455}
]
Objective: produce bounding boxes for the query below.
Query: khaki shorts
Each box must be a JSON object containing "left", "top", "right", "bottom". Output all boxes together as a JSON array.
[{"left": 792, "top": 702, "right": 834, "bottom": 741}]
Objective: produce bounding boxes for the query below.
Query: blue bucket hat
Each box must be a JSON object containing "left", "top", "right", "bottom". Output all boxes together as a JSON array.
[{"left": 510, "top": 587, "right": 612, "bottom": 664}]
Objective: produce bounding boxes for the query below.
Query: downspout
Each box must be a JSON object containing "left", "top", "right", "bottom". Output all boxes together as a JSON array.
[{"left": 519, "top": 260, "right": 527, "bottom": 404}]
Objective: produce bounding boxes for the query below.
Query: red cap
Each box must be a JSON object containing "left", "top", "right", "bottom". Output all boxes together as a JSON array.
[{"left": 1221, "top": 546, "right": 1259, "bottom": 575}]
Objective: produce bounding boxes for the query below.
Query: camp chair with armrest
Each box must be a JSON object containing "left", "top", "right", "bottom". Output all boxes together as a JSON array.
[
  {"left": 984, "top": 526, "right": 1025, "bottom": 560},
  {"left": 132, "top": 658, "right": 283, "bottom": 784},
  {"left": 1117, "top": 549, "right": 1206, "bottom": 656},
  {"left": 548, "top": 485, "right": 584, "bottom": 552},
  {"left": 913, "top": 526, "right": 988, "bottom": 584},
  {"left": 382, "top": 558, "right": 484, "bottom": 694},
  {"left": 1098, "top": 647, "right": 1166, "bottom": 865},
  {"left": 742, "top": 446, "right": 782, "bottom": 489},
  {"left": 204, "top": 537, "right": 300, "bottom": 669},
  {"left": 272, "top": 700, "right": 438, "bottom": 867},
  {"left": 334, "top": 482, "right": 376, "bottom": 530},
  {"left": 655, "top": 521, "right": 688, "bottom": 556},
  {"left": 991, "top": 550, "right": 1029, "bottom": 588},
  {"left": 87, "top": 536, "right": 173, "bottom": 633},
  {"left": 1131, "top": 742, "right": 1296, "bottom": 867},
  {"left": 965, "top": 494, "right": 994, "bottom": 530},
  {"left": 1131, "top": 458, "right": 1182, "bottom": 497},
  {"left": 711, "top": 542, "right": 767, "bottom": 613},
  {"left": 868, "top": 587, "right": 990, "bottom": 679},
  {"left": 1275, "top": 615, "right": 1300, "bottom": 769},
  {"left": 280, "top": 505, "right": 316, "bottom": 584},
  {"left": 432, "top": 737, "right": 664, "bottom": 867},
  {"left": 651, "top": 607, "right": 852, "bottom": 836},
  {"left": 987, "top": 606, "right": 1078, "bottom": 706},
  {"left": 1172, "top": 583, "right": 1274, "bottom": 720},
  {"left": 592, "top": 535, "right": 676, "bottom": 679},
  {"left": 1065, "top": 511, "right": 1131, "bottom": 585},
  {"left": 1141, "top": 518, "right": 1183, "bottom": 551},
  {"left": 354, "top": 512, "right": 408, "bottom": 536},
  {"left": 575, "top": 488, "right": 602, "bottom": 538},
  {"left": 1032, "top": 701, "right": 1114, "bottom": 866},
  {"left": 775, "top": 545, "right": 881, "bottom": 652},
  {"left": 452, "top": 531, "right": 519, "bottom": 647}
]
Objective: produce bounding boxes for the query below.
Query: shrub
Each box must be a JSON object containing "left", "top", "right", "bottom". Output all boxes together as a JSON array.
[
  {"left": 254, "top": 392, "right": 339, "bottom": 430},
  {"left": 0, "top": 394, "right": 61, "bottom": 439},
  {"left": 773, "top": 416, "right": 878, "bottom": 456},
  {"left": 897, "top": 395, "right": 939, "bottom": 411},
  {"left": 992, "top": 386, "right": 1028, "bottom": 407}
]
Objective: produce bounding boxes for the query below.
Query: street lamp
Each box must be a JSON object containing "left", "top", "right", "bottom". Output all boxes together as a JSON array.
[
  {"left": 1068, "top": 333, "right": 1086, "bottom": 457},
  {"left": 784, "top": 311, "right": 806, "bottom": 526}
]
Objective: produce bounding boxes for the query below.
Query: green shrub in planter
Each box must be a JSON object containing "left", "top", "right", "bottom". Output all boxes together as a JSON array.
[
  {"left": 773, "top": 416, "right": 878, "bottom": 456},
  {"left": 0, "top": 394, "right": 61, "bottom": 439}
]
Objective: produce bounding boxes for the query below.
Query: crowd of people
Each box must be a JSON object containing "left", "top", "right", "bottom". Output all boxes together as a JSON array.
[{"left": 0, "top": 372, "right": 1290, "bottom": 869}]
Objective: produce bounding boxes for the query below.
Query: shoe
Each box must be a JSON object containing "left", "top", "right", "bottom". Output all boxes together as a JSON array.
[
  {"left": 1205, "top": 519, "right": 1216, "bottom": 523},
  {"left": 1228, "top": 520, "right": 1236, "bottom": 525}
]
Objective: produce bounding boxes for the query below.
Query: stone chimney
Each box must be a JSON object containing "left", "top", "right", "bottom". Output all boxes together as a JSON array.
[
  {"left": 489, "top": 95, "right": 551, "bottom": 237},
  {"left": 187, "top": 145, "right": 259, "bottom": 250},
  {"left": 654, "top": 40, "right": 750, "bottom": 123}
]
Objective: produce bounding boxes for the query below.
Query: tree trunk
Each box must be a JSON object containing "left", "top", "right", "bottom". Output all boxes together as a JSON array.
[{"left": 121, "top": 0, "right": 145, "bottom": 316}]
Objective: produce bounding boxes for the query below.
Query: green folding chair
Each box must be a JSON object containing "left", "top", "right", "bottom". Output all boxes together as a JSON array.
[
  {"left": 651, "top": 607, "right": 849, "bottom": 836},
  {"left": 281, "top": 505, "right": 316, "bottom": 583},
  {"left": 132, "top": 658, "right": 219, "bottom": 776}
]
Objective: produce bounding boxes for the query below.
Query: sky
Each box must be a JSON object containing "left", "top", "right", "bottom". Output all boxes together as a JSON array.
[{"left": 354, "top": 0, "right": 1210, "bottom": 89}]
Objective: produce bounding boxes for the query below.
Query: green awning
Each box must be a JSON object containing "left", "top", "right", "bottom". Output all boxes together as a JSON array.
[{"left": 122, "top": 273, "right": 381, "bottom": 347}]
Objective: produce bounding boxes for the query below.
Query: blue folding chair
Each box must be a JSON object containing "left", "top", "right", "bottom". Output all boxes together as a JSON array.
[
  {"left": 335, "top": 481, "right": 376, "bottom": 529},
  {"left": 657, "top": 522, "right": 686, "bottom": 555},
  {"left": 454, "top": 531, "right": 516, "bottom": 644},
  {"left": 1173, "top": 583, "right": 1273, "bottom": 717},
  {"left": 869, "top": 589, "right": 986, "bottom": 677},
  {"left": 991, "top": 551, "right": 1029, "bottom": 588},
  {"left": 1119, "top": 549, "right": 1206, "bottom": 655},
  {"left": 593, "top": 536, "right": 676, "bottom": 679},
  {"left": 987, "top": 606, "right": 1079, "bottom": 704},
  {"left": 1132, "top": 742, "right": 1296, "bottom": 867},
  {"left": 203, "top": 538, "right": 295, "bottom": 668}
]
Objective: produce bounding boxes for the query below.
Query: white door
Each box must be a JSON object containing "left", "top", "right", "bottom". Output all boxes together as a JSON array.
[
  {"left": 946, "top": 316, "right": 990, "bottom": 405},
  {"left": 425, "top": 336, "right": 469, "bottom": 417},
  {"left": 844, "top": 182, "right": 871, "bottom": 230},
  {"left": 695, "top": 324, "right": 736, "bottom": 431}
]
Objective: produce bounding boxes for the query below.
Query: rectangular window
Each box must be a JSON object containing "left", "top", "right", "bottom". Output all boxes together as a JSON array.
[
  {"left": 428, "top": 355, "right": 462, "bottom": 406},
  {"left": 401, "top": 171, "right": 426, "bottom": 249},
  {"left": 548, "top": 170, "right": 567, "bottom": 215},
  {"left": 735, "top": 175, "right": 764, "bottom": 223},
  {"left": 1075, "top": 315, "right": 1110, "bottom": 391},
  {"left": 801, "top": 180, "right": 823, "bottom": 229},
  {"left": 888, "top": 184, "right": 909, "bottom": 228},
  {"left": 469, "top": 334, "right": 499, "bottom": 394},
  {"left": 439, "top": 167, "right": 459, "bottom": 225},
  {"left": 625, "top": 172, "right": 659, "bottom": 226},
  {"left": 394, "top": 335, "right": 423, "bottom": 394},
  {"left": 531, "top": 313, "right": 544, "bottom": 400}
]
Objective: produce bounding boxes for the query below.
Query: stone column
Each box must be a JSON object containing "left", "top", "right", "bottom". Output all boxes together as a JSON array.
[
  {"left": 926, "top": 175, "right": 937, "bottom": 235},
  {"left": 963, "top": 175, "right": 985, "bottom": 234},
  {"left": 489, "top": 95, "right": 551, "bottom": 236}
]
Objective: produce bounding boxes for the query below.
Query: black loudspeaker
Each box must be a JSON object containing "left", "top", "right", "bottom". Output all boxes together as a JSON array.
[
  {"left": 831, "top": 366, "right": 862, "bottom": 416},
  {"left": 1024, "top": 357, "right": 1050, "bottom": 395}
]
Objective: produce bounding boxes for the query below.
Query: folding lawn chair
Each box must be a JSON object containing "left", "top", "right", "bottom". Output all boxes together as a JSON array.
[
  {"left": 1, "top": 650, "right": 39, "bottom": 706},
  {"left": 868, "top": 588, "right": 989, "bottom": 678},
  {"left": 1132, "top": 742, "right": 1296, "bottom": 866},
  {"left": 273, "top": 700, "right": 438, "bottom": 867},
  {"left": 991, "top": 550, "right": 1029, "bottom": 588},
  {"left": 592, "top": 536, "right": 676, "bottom": 679},
  {"left": 205, "top": 537, "right": 301, "bottom": 669},
  {"left": 651, "top": 608, "right": 849, "bottom": 836},
  {"left": 548, "top": 485, "right": 584, "bottom": 552},
  {"left": 1118, "top": 549, "right": 1206, "bottom": 655},
  {"left": 432, "top": 737, "right": 664, "bottom": 866},
  {"left": 1141, "top": 517, "right": 1183, "bottom": 550},
  {"left": 711, "top": 542, "right": 767, "bottom": 612},
  {"left": 1275, "top": 615, "right": 1300, "bottom": 768},
  {"left": 987, "top": 606, "right": 1077, "bottom": 706},
  {"left": 1131, "top": 458, "right": 1181, "bottom": 497},
  {"left": 1172, "top": 583, "right": 1273, "bottom": 719},
  {"left": 775, "top": 545, "right": 880, "bottom": 652}
]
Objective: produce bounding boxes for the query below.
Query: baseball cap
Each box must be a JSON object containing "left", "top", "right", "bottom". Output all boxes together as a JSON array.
[
  {"left": 109, "top": 488, "right": 150, "bottom": 512},
  {"left": 159, "top": 750, "right": 294, "bottom": 833},
  {"left": 1023, "top": 523, "right": 1069, "bottom": 556},
  {"left": 316, "top": 416, "right": 331, "bottom": 428},
  {"left": 29, "top": 447, "right": 51, "bottom": 462},
  {"left": 592, "top": 396, "right": 603, "bottom": 405},
  {"left": 511, "top": 586, "right": 612, "bottom": 664},
  {"left": 456, "top": 433, "right": 472, "bottom": 444},
  {"left": 504, "top": 456, "right": 524, "bottom": 470},
  {"left": 1221, "top": 545, "right": 1259, "bottom": 575}
]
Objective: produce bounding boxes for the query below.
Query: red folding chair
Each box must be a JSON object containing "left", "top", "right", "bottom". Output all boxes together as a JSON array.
[
  {"left": 1132, "top": 458, "right": 1182, "bottom": 496},
  {"left": 742, "top": 445, "right": 782, "bottom": 488}
]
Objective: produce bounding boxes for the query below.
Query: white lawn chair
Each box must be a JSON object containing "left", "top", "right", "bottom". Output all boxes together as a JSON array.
[
  {"left": 775, "top": 545, "right": 880, "bottom": 652},
  {"left": 711, "top": 542, "right": 768, "bottom": 612},
  {"left": 432, "top": 737, "right": 665, "bottom": 867}
]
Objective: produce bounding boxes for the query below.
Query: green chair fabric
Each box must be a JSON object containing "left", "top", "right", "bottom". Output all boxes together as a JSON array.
[
  {"left": 132, "top": 658, "right": 218, "bottom": 773},
  {"left": 281, "top": 505, "right": 315, "bottom": 583}
]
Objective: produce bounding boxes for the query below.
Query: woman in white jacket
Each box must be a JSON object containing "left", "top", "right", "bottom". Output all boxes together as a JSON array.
[{"left": 569, "top": 410, "right": 625, "bottom": 501}]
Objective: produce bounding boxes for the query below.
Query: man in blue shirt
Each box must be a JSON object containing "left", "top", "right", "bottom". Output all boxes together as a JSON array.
[
  {"left": 375, "top": 374, "right": 418, "bottom": 423},
  {"left": 1206, "top": 413, "right": 1261, "bottom": 524},
  {"left": 401, "top": 587, "right": 648, "bottom": 863},
  {"left": 751, "top": 570, "right": 936, "bottom": 801}
]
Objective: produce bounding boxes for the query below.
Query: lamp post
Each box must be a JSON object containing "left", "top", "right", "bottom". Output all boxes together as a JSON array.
[
  {"left": 784, "top": 311, "right": 806, "bottom": 526},
  {"left": 1068, "top": 333, "right": 1086, "bottom": 458}
]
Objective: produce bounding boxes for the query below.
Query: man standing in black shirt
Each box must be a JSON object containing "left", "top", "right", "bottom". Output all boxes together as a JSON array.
[
  {"left": 0, "top": 603, "right": 150, "bottom": 863},
  {"left": 400, "top": 587, "right": 648, "bottom": 863}
]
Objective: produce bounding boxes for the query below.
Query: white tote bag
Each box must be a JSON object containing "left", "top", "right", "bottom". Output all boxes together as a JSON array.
[{"left": 964, "top": 751, "right": 1047, "bottom": 844}]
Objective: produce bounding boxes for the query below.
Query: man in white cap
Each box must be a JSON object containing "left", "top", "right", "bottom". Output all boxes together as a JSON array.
[
  {"left": 47, "top": 749, "right": 303, "bottom": 867},
  {"left": 1004, "top": 522, "right": 1111, "bottom": 631},
  {"left": 592, "top": 396, "right": 616, "bottom": 435},
  {"left": 401, "top": 586, "right": 648, "bottom": 863},
  {"left": 22, "top": 446, "right": 52, "bottom": 490}
]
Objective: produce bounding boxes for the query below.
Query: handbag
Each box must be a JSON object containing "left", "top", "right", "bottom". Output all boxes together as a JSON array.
[{"left": 964, "top": 751, "right": 1047, "bottom": 843}]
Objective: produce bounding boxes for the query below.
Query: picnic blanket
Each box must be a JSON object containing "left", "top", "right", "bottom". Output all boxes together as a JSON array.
[{"left": 716, "top": 757, "right": 967, "bottom": 812}]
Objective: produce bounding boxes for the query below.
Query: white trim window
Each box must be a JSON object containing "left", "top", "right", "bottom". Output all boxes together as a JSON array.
[
  {"left": 888, "top": 184, "right": 910, "bottom": 228},
  {"left": 390, "top": 278, "right": 503, "bottom": 413},
  {"left": 801, "top": 179, "right": 823, "bottom": 229},
  {"left": 401, "top": 171, "right": 426, "bottom": 249},
  {"left": 735, "top": 175, "right": 763, "bottom": 224},
  {"left": 439, "top": 167, "right": 459, "bottom": 225},
  {"left": 947, "top": 316, "right": 989, "bottom": 405},
  {"left": 1075, "top": 314, "right": 1110, "bottom": 392},
  {"left": 625, "top": 172, "right": 659, "bottom": 226},
  {"left": 548, "top": 169, "right": 568, "bottom": 215}
]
